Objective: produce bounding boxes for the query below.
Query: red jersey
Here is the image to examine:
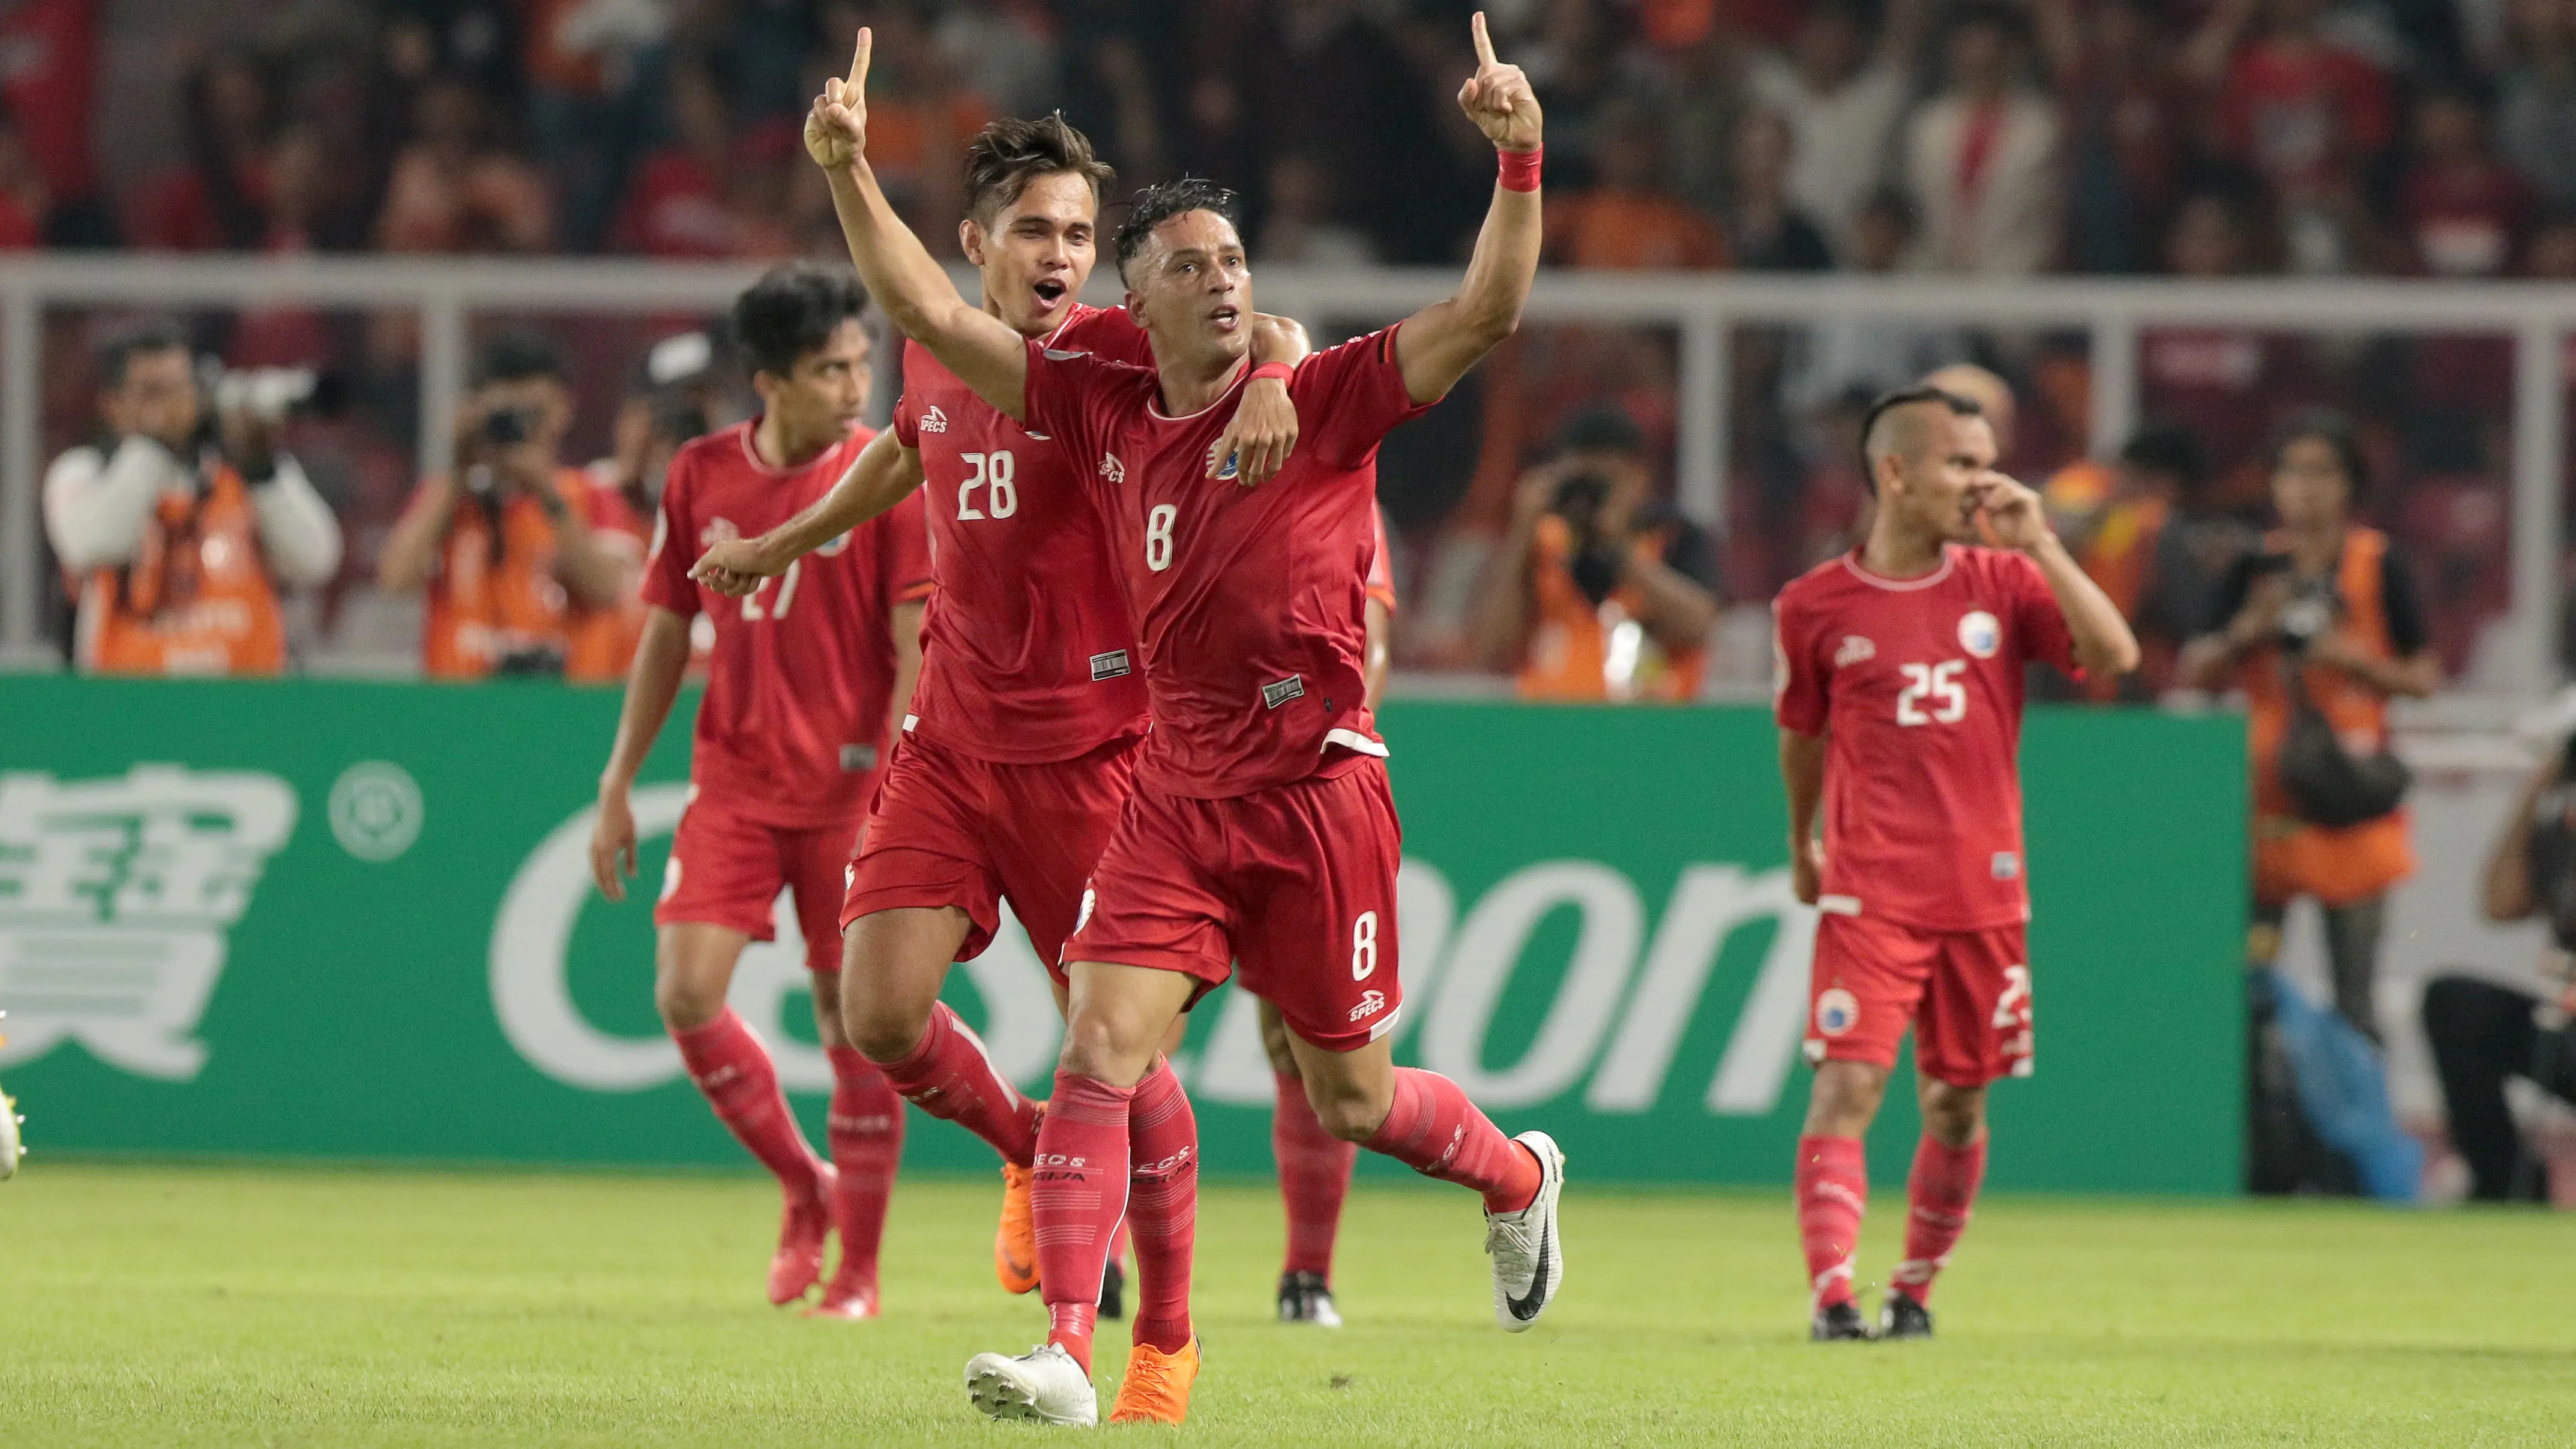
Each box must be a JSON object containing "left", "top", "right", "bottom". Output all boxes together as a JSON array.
[
  {"left": 1021, "top": 327, "right": 1429, "bottom": 798},
  {"left": 1367, "top": 504, "right": 1398, "bottom": 612},
  {"left": 894, "top": 303, "right": 1153, "bottom": 764},
  {"left": 1773, "top": 544, "right": 2079, "bottom": 930},
  {"left": 643, "top": 422, "right": 933, "bottom": 828}
]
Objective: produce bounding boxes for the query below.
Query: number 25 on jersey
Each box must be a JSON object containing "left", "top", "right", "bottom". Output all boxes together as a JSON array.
[{"left": 1896, "top": 660, "right": 1966, "bottom": 725}]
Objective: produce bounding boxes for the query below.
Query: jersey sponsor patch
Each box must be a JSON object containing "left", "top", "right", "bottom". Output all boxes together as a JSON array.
[
  {"left": 1815, "top": 987, "right": 1860, "bottom": 1037},
  {"left": 1089, "top": 649, "right": 1133, "bottom": 681},
  {"left": 1835, "top": 634, "right": 1876, "bottom": 667},
  {"left": 839, "top": 744, "right": 879, "bottom": 773},
  {"left": 1098, "top": 452, "right": 1126, "bottom": 483},
  {"left": 1262, "top": 675, "right": 1305, "bottom": 709},
  {"left": 1958, "top": 609, "right": 2001, "bottom": 658}
]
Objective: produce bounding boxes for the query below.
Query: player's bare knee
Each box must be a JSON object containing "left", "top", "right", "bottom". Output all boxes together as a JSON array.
[
  {"left": 653, "top": 971, "right": 726, "bottom": 1032},
  {"left": 847, "top": 996, "right": 931, "bottom": 1065},
  {"left": 1804, "top": 1061, "right": 1889, "bottom": 1137},
  {"left": 1056, "top": 1013, "right": 1152, "bottom": 1086},
  {"left": 1919, "top": 1079, "right": 1987, "bottom": 1148}
]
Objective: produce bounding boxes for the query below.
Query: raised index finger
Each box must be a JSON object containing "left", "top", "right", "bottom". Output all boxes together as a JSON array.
[
  {"left": 1471, "top": 10, "right": 1497, "bottom": 68},
  {"left": 849, "top": 26, "right": 872, "bottom": 89}
]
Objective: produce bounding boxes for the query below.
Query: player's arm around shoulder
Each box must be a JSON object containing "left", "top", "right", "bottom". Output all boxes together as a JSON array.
[
  {"left": 1211, "top": 313, "right": 1311, "bottom": 485},
  {"left": 1395, "top": 12, "right": 1544, "bottom": 407},
  {"left": 1982, "top": 474, "right": 2141, "bottom": 678},
  {"left": 692, "top": 429, "right": 924, "bottom": 596}
]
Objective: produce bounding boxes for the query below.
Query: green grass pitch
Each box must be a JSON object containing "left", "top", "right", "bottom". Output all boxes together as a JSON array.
[{"left": 11, "top": 1161, "right": 2576, "bottom": 1446}]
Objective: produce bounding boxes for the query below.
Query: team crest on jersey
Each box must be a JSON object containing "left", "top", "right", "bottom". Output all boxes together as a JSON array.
[
  {"left": 1958, "top": 610, "right": 2001, "bottom": 658},
  {"left": 1210, "top": 445, "right": 1240, "bottom": 481},
  {"left": 1349, "top": 989, "right": 1386, "bottom": 1023},
  {"left": 1834, "top": 634, "right": 1876, "bottom": 667},
  {"left": 919, "top": 405, "right": 948, "bottom": 434},
  {"left": 699, "top": 518, "right": 741, "bottom": 547},
  {"left": 1815, "top": 987, "right": 1860, "bottom": 1038},
  {"left": 1099, "top": 453, "right": 1126, "bottom": 484}
]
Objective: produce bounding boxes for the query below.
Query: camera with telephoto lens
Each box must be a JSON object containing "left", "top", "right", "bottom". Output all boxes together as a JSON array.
[
  {"left": 205, "top": 364, "right": 345, "bottom": 424},
  {"left": 1549, "top": 472, "right": 1629, "bottom": 606},
  {"left": 481, "top": 406, "right": 539, "bottom": 447},
  {"left": 2252, "top": 553, "right": 2341, "bottom": 652}
]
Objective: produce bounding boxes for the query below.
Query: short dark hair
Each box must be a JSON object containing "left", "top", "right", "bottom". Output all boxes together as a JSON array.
[
  {"left": 2119, "top": 424, "right": 2206, "bottom": 486},
  {"left": 1112, "top": 176, "right": 1242, "bottom": 286},
  {"left": 732, "top": 262, "right": 870, "bottom": 380},
  {"left": 965, "top": 113, "right": 1116, "bottom": 226},
  {"left": 2268, "top": 409, "right": 2370, "bottom": 503},
  {"left": 97, "top": 319, "right": 191, "bottom": 391},
  {"left": 1556, "top": 404, "right": 1645, "bottom": 457},
  {"left": 474, "top": 330, "right": 567, "bottom": 387},
  {"left": 1857, "top": 384, "right": 1982, "bottom": 493}
]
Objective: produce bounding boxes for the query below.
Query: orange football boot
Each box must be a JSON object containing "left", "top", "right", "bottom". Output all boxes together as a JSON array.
[{"left": 1107, "top": 1337, "right": 1199, "bottom": 1425}]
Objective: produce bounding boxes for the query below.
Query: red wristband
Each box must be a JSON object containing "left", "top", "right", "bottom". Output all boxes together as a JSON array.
[
  {"left": 1248, "top": 361, "right": 1295, "bottom": 384},
  {"left": 1498, "top": 145, "right": 1542, "bottom": 192}
]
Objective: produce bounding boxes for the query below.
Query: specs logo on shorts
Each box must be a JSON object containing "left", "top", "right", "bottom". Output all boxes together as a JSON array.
[
  {"left": 839, "top": 744, "right": 878, "bottom": 773},
  {"left": 1815, "top": 987, "right": 1859, "bottom": 1038},
  {"left": 1958, "top": 609, "right": 2001, "bottom": 659},
  {"left": 1834, "top": 634, "right": 1876, "bottom": 667},
  {"left": 1262, "top": 675, "right": 1305, "bottom": 709},
  {"left": 918, "top": 405, "right": 948, "bottom": 434},
  {"left": 1089, "top": 649, "right": 1133, "bottom": 681},
  {"left": 1349, "top": 989, "right": 1387, "bottom": 1023}
]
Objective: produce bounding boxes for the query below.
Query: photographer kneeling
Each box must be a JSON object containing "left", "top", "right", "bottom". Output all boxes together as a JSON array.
[
  {"left": 2181, "top": 412, "right": 2441, "bottom": 1042},
  {"left": 42, "top": 319, "right": 343, "bottom": 673},
  {"left": 379, "top": 332, "right": 643, "bottom": 681},
  {"left": 2424, "top": 741, "right": 2576, "bottom": 1202},
  {"left": 1472, "top": 405, "right": 1720, "bottom": 701}
]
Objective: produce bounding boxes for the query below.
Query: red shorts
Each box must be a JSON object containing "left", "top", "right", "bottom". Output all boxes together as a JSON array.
[
  {"left": 840, "top": 728, "right": 1140, "bottom": 978},
  {"left": 1066, "top": 759, "right": 1402, "bottom": 1053},
  {"left": 1804, "top": 911, "right": 2033, "bottom": 1088},
  {"left": 655, "top": 794, "right": 864, "bottom": 976}
]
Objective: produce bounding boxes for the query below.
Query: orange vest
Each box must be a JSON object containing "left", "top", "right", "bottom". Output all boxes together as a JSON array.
[
  {"left": 421, "top": 468, "right": 642, "bottom": 682},
  {"left": 2075, "top": 489, "right": 2171, "bottom": 700},
  {"left": 2237, "top": 526, "right": 2415, "bottom": 907},
  {"left": 1514, "top": 514, "right": 1708, "bottom": 703},
  {"left": 77, "top": 463, "right": 286, "bottom": 676}
]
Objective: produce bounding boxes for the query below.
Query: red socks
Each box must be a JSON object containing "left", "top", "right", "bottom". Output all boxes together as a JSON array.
[
  {"left": 672, "top": 1010, "right": 824, "bottom": 1194},
  {"left": 1031, "top": 1070, "right": 1134, "bottom": 1373},
  {"left": 823, "top": 1046, "right": 904, "bottom": 1291},
  {"left": 1893, "top": 1133, "right": 1986, "bottom": 1304},
  {"left": 1362, "top": 1067, "right": 1539, "bottom": 1214},
  {"left": 1273, "top": 1070, "right": 1355, "bottom": 1278},
  {"left": 1125, "top": 1058, "right": 1199, "bottom": 1355},
  {"left": 1795, "top": 1135, "right": 1868, "bottom": 1310},
  {"left": 876, "top": 1002, "right": 1038, "bottom": 1167}
]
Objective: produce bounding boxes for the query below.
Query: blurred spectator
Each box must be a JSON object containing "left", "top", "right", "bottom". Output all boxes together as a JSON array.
[
  {"left": 931, "top": 0, "right": 1057, "bottom": 121},
  {"left": 376, "top": 331, "right": 643, "bottom": 681},
  {"left": 521, "top": 0, "right": 669, "bottom": 252},
  {"left": 1470, "top": 406, "right": 1720, "bottom": 702},
  {"left": 375, "top": 74, "right": 553, "bottom": 253},
  {"left": 41, "top": 318, "right": 343, "bottom": 674},
  {"left": 1544, "top": 98, "right": 1729, "bottom": 270},
  {"left": 2199, "top": 0, "right": 2394, "bottom": 273},
  {"left": 0, "top": 113, "right": 52, "bottom": 250},
  {"left": 1924, "top": 362, "right": 2018, "bottom": 459},
  {"left": 1726, "top": 109, "right": 1831, "bottom": 271},
  {"left": 2048, "top": 424, "right": 2217, "bottom": 698},
  {"left": 2499, "top": 0, "right": 2576, "bottom": 214},
  {"left": 1781, "top": 188, "right": 1969, "bottom": 417},
  {"left": 1748, "top": 0, "right": 1923, "bottom": 260},
  {"left": 1523, "top": 0, "right": 1634, "bottom": 186},
  {"left": 2424, "top": 734, "right": 2576, "bottom": 1201},
  {"left": 587, "top": 330, "right": 712, "bottom": 529},
  {"left": 2400, "top": 82, "right": 2534, "bottom": 276},
  {"left": 130, "top": 52, "right": 272, "bottom": 252},
  {"left": 0, "top": 0, "right": 109, "bottom": 246},
  {"left": 843, "top": 2, "right": 987, "bottom": 256},
  {"left": 2045, "top": 0, "right": 2191, "bottom": 274},
  {"left": 1657, "top": 31, "right": 1750, "bottom": 214},
  {"left": 2141, "top": 187, "right": 2328, "bottom": 508},
  {"left": 612, "top": 58, "right": 736, "bottom": 258},
  {"left": 1258, "top": 152, "right": 1378, "bottom": 267},
  {"left": 1903, "top": 2, "right": 2062, "bottom": 276},
  {"left": 2182, "top": 413, "right": 2440, "bottom": 1040}
]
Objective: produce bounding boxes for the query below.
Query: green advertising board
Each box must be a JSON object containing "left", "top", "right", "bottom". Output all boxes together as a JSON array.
[{"left": 0, "top": 677, "right": 2243, "bottom": 1191}]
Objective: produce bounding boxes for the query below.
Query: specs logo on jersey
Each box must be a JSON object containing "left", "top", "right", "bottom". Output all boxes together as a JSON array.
[
  {"left": 919, "top": 405, "right": 948, "bottom": 435},
  {"left": 1349, "top": 989, "right": 1386, "bottom": 1023},
  {"left": 1089, "top": 649, "right": 1133, "bottom": 681},
  {"left": 1834, "top": 634, "right": 1876, "bottom": 667},
  {"left": 1099, "top": 452, "right": 1126, "bottom": 484},
  {"left": 1815, "top": 987, "right": 1860, "bottom": 1038},
  {"left": 700, "top": 518, "right": 741, "bottom": 547},
  {"left": 1958, "top": 610, "right": 2001, "bottom": 659},
  {"left": 1262, "top": 675, "right": 1306, "bottom": 709}
]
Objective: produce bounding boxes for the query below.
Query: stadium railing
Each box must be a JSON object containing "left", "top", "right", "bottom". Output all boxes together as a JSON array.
[{"left": 0, "top": 258, "right": 2566, "bottom": 698}]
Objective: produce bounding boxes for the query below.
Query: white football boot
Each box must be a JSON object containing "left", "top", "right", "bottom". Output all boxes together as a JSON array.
[
  {"left": 964, "top": 1342, "right": 1098, "bottom": 1426},
  {"left": 1486, "top": 1130, "right": 1565, "bottom": 1332}
]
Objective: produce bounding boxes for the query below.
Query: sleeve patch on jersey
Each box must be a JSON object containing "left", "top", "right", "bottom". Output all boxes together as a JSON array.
[
  {"left": 839, "top": 744, "right": 880, "bottom": 773},
  {"left": 1089, "top": 649, "right": 1133, "bottom": 681},
  {"left": 1261, "top": 675, "right": 1306, "bottom": 709},
  {"left": 1043, "top": 348, "right": 1085, "bottom": 361}
]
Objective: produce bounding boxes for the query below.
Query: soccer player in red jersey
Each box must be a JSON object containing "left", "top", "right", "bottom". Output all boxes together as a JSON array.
[
  {"left": 588, "top": 264, "right": 931, "bottom": 1320},
  {"left": 688, "top": 115, "right": 1307, "bottom": 1348},
  {"left": 801, "top": 14, "right": 1562, "bottom": 1424},
  {"left": 1772, "top": 385, "right": 2140, "bottom": 1343}
]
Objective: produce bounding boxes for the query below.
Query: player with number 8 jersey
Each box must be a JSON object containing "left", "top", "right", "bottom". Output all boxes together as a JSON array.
[{"left": 1772, "top": 383, "right": 2137, "bottom": 1344}]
